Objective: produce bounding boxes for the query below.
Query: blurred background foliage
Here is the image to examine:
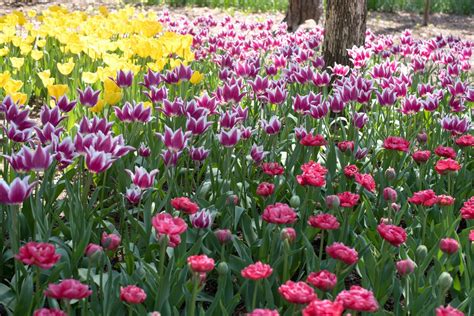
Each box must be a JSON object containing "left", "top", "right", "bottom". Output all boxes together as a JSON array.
[{"left": 133, "top": 0, "right": 473, "bottom": 15}]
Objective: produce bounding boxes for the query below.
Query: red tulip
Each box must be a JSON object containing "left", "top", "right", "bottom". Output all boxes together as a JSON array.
[
  {"left": 16, "top": 242, "right": 60, "bottom": 269},
  {"left": 241, "top": 261, "right": 273, "bottom": 280},
  {"left": 120, "top": 285, "right": 147, "bottom": 304}
]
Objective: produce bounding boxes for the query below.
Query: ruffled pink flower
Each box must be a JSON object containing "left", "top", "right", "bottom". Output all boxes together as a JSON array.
[
  {"left": 241, "top": 261, "right": 273, "bottom": 280},
  {"left": 326, "top": 242, "right": 358, "bottom": 265},
  {"left": 262, "top": 203, "right": 297, "bottom": 224},
  {"left": 44, "top": 279, "right": 92, "bottom": 300},
  {"left": 307, "top": 270, "right": 337, "bottom": 291},
  {"left": 16, "top": 242, "right": 60, "bottom": 269},
  {"left": 335, "top": 286, "right": 379, "bottom": 312},
  {"left": 307, "top": 214, "right": 340, "bottom": 230},
  {"left": 278, "top": 281, "right": 316, "bottom": 304}
]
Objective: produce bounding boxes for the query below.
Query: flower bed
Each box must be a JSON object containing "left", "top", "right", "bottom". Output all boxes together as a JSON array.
[{"left": 0, "top": 5, "right": 473, "bottom": 316}]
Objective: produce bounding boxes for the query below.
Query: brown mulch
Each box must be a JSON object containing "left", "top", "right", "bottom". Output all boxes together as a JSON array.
[{"left": 0, "top": 0, "right": 473, "bottom": 41}]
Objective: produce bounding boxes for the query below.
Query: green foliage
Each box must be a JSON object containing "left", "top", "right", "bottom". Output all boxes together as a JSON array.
[{"left": 138, "top": 0, "right": 474, "bottom": 15}]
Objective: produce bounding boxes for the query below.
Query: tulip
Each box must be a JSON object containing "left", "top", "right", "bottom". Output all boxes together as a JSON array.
[
  {"left": 190, "top": 209, "right": 213, "bottom": 229},
  {"left": 125, "top": 166, "right": 158, "bottom": 189},
  {"left": 0, "top": 176, "right": 37, "bottom": 205},
  {"left": 77, "top": 86, "right": 100, "bottom": 107}
]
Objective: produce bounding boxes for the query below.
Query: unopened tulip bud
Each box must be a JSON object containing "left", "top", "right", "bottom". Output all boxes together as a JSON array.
[
  {"left": 396, "top": 259, "right": 415, "bottom": 276},
  {"left": 85, "top": 243, "right": 104, "bottom": 264},
  {"left": 226, "top": 194, "right": 239, "bottom": 206},
  {"left": 390, "top": 203, "right": 401, "bottom": 212},
  {"left": 383, "top": 187, "right": 398, "bottom": 202},
  {"left": 281, "top": 227, "right": 296, "bottom": 242},
  {"left": 214, "top": 229, "right": 232, "bottom": 244},
  {"left": 437, "top": 272, "right": 453, "bottom": 292},
  {"left": 289, "top": 195, "right": 301, "bottom": 208},
  {"left": 217, "top": 262, "right": 229, "bottom": 275},
  {"left": 416, "top": 245, "right": 428, "bottom": 261},
  {"left": 325, "top": 195, "right": 340, "bottom": 209},
  {"left": 417, "top": 132, "right": 428, "bottom": 143},
  {"left": 385, "top": 167, "right": 396, "bottom": 181}
]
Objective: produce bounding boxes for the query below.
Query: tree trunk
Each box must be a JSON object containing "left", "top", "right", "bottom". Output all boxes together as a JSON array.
[
  {"left": 323, "top": 0, "right": 367, "bottom": 67},
  {"left": 422, "top": 0, "right": 430, "bottom": 26},
  {"left": 284, "top": 0, "right": 323, "bottom": 32}
]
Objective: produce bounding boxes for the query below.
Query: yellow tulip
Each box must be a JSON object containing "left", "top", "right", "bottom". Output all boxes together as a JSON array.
[
  {"left": 57, "top": 61, "right": 75, "bottom": 75},
  {"left": 10, "top": 57, "right": 25, "bottom": 69},
  {"left": 82, "top": 72, "right": 99, "bottom": 84},
  {"left": 31, "top": 49, "right": 44, "bottom": 61},
  {"left": 4, "top": 79, "right": 23, "bottom": 94},
  {"left": 36, "top": 39, "right": 47, "bottom": 48},
  {"left": 103, "top": 77, "right": 122, "bottom": 105},
  {"left": 10, "top": 92, "right": 27, "bottom": 105},
  {"left": 90, "top": 98, "right": 105, "bottom": 113},
  {"left": 190, "top": 71, "right": 204, "bottom": 85},
  {"left": 143, "top": 101, "right": 153, "bottom": 109},
  {"left": 0, "top": 71, "right": 11, "bottom": 88},
  {"left": 47, "top": 84, "right": 68, "bottom": 99},
  {"left": 38, "top": 70, "right": 54, "bottom": 87},
  {"left": 0, "top": 47, "right": 9, "bottom": 57}
]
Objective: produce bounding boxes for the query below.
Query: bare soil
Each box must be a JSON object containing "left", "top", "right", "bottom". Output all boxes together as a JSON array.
[{"left": 0, "top": 0, "right": 473, "bottom": 41}]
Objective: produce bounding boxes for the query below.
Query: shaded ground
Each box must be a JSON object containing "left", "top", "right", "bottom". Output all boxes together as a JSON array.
[{"left": 0, "top": 0, "right": 473, "bottom": 41}]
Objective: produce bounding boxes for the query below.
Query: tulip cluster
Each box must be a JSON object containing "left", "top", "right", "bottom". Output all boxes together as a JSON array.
[{"left": 0, "top": 5, "right": 472, "bottom": 316}]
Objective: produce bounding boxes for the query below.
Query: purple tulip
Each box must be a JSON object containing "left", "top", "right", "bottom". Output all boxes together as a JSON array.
[
  {"left": 329, "top": 94, "right": 345, "bottom": 113},
  {"left": 265, "top": 86, "right": 288, "bottom": 105},
  {"left": 376, "top": 88, "right": 397, "bottom": 106},
  {"left": 77, "top": 86, "right": 100, "bottom": 107},
  {"left": 240, "top": 126, "right": 253, "bottom": 139},
  {"left": 307, "top": 101, "right": 329, "bottom": 119},
  {"left": 0, "top": 176, "right": 37, "bottom": 205},
  {"left": 401, "top": 95, "right": 421, "bottom": 115},
  {"left": 355, "top": 147, "right": 369, "bottom": 160},
  {"left": 261, "top": 116, "right": 281, "bottom": 135},
  {"left": 55, "top": 95, "right": 77, "bottom": 113},
  {"left": 78, "top": 116, "right": 113, "bottom": 135},
  {"left": 186, "top": 114, "right": 212, "bottom": 135},
  {"left": 221, "top": 111, "right": 242, "bottom": 129},
  {"left": 312, "top": 71, "right": 330, "bottom": 87},
  {"left": 125, "top": 185, "right": 141, "bottom": 205},
  {"left": 159, "top": 98, "right": 185, "bottom": 117},
  {"left": 250, "top": 144, "right": 268, "bottom": 163},
  {"left": 441, "top": 116, "right": 470, "bottom": 135},
  {"left": 352, "top": 112, "right": 368, "bottom": 129},
  {"left": 125, "top": 166, "right": 158, "bottom": 189},
  {"left": 249, "top": 75, "right": 270, "bottom": 97},
  {"left": 138, "top": 144, "right": 151, "bottom": 157},
  {"left": 55, "top": 137, "right": 77, "bottom": 169},
  {"left": 218, "top": 127, "right": 240, "bottom": 147},
  {"left": 5, "top": 145, "right": 53, "bottom": 173},
  {"left": 3, "top": 102, "right": 36, "bottom": 130},
  {"left": 114, "top": 102, "right": 151, "bottom": 123},
  {"left": 189, "top": 146, "right": 210, "bottom": 162},
  {"left": 140, "top": 69, "right": 162, "bottom": 89},
  {"left": 156, "top": 126, "right": 189, "bottom": 152},
  {"left": 34, "top": 123, "right": 63, "bottom": 145},
  {"left": 293, "top": 95, "right": 310, "bottom": 114},
  {"left": 196, "top": 93, "right": 218, "bottom": 114},
  {"left": 216, "top": 82, "right": 245, "bottom": 104},
  {"left": 190, "top": 209, "right": 213, "bottom": 229},
  {"left": 40, "top": 106, "right": 66, "bottom": 127},
  {"left": 112, "top": 70, "right": 134, "bottom": 88},
  {"left": 161, "top": 149, "right": 182, "bottom": 167},
  {"left": 145, "top": 86, "right": 168, "bottom": 104},
  {"left": 5, "top": 125, "right": 33, "bottom": 143},
  {"left": 85, "top": 148, "right": 115, "bottom": 173}
]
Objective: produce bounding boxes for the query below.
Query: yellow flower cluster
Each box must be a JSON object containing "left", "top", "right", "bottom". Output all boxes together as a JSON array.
[{"left": 0, "top": 6, "right": 195, "bottom": 105}]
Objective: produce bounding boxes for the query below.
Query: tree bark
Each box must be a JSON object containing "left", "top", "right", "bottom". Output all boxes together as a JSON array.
[
  {"left": 323, "top": 0, "right": 367, "bottom": 67},
  {"left": 284, "top": 0, "right": 323, "bottom": 32},
  {"left": 423, "top": 0, "right": 430, "bottom": 26}
]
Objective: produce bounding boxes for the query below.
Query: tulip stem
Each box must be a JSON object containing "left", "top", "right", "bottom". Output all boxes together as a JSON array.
[
  {"left": 188, "top": 274, "right": 200, "bottom": 316},
  {"left": 158, "top": 237, "right": 168, "bottom": 283},
  {"left": 282, "top": 239, "right": 290, "bottom": 281},
  {"left": 9, "top": 205, "right": 20, "bottom": 253},
  {"left": 252, "top": 280, "right": 260, "bottom": 310},
  {"left": 318, "top": 230, "right": 324, "bottom": 270}
]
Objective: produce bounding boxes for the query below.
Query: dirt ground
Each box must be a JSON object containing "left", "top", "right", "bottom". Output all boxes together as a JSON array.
[{"left": 1, "top": 0, "right": 473, "bottom": 41}]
